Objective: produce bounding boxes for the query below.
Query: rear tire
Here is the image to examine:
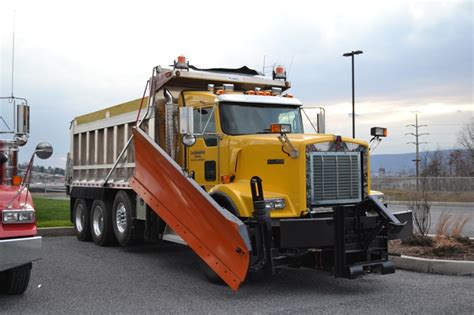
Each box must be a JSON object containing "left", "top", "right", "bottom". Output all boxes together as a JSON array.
[
  {"left": 73, "top": 198, "right": 91, "bottom": 241},
  {"left": 112, "top": 191, "right": 142, "bottom": 246},
  {"left": 90, "top": 199, "right": 116, "bottom": 246},
  {"left": 0, "top": 263, "right": 32, "bottom": 295}
]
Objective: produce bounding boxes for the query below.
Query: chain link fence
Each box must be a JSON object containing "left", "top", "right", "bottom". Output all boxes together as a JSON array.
[{"left": 371, "top": 177, "right": 474, "bottom": 192}]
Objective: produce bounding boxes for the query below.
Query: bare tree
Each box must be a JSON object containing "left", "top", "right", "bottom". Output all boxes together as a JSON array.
[
  {"left": 409, "top": 155, "right": 431, "bottom": 236},
  {"left": 458, "top": 117, "right": 474, "bottom": 152},
  {"left": 457, "top": 117, "right": 474, "bottom": 176},
  {"left": 421, "top": 148, "right": 447, "bottom": 177}
]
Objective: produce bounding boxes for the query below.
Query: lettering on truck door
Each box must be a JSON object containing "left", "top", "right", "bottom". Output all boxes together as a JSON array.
[{"left": 187, "top": 106, "right": 219, "bottom": 189}]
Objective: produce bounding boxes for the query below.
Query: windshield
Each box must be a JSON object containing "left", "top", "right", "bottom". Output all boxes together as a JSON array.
[{"left": 220, "top": 103, "right": 303, "bottom": 135}]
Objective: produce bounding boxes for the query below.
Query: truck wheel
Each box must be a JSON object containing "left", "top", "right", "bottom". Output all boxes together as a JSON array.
[
  {"left": 112, "top": 191, "right": 141, "bottom": 246},
  {"left": 197, "top": 257, "right": 225, "bottom": 285},
  {"left": 210, "top": 192, "right": 239, "bottom": 217},
  {"left": 0, "top": 263, "right": 32, "bottom": 294},
  {"left": 74, "top": 198, "right": 91, "bottom": 241},
  {"left": 90, "top": 199, "right": 116, "bottom": 246}
]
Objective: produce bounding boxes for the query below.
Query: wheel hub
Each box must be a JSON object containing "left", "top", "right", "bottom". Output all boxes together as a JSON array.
[
  {"left": 92, "top": 205, "right": 104, "bottom": 237},
  {"left": 116, "top": 203, "right": 127, "bottom": 234},
  {"left": 75, "top": 204, "right": 84, "bottom": 233}
]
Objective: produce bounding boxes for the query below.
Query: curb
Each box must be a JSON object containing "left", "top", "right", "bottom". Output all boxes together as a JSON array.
[
  {"left": 37, "top": 227, "right": 75, "bottom": 237},
  {"left": 390, "top": 255, "right": 474, "bottom": 276},
  {"left": 388, "top": 200, "right": 474, "bottom": 207}
]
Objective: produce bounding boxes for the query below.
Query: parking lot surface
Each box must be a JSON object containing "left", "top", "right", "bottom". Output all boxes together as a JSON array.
[{"left": 1, "top": 237, "right": 473, "bottom": 314}]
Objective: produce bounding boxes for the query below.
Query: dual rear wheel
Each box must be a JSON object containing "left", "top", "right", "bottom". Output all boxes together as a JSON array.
[{"left": 73, "top": 191, "right": 140, "bottom": 246}]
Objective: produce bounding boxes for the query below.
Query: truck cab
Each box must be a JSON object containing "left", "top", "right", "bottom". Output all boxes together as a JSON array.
[{"left": 173, "top": 84, "right": 368, "bottom": 221}]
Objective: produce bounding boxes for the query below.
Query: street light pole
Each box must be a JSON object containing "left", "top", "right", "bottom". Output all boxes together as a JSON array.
[{"left": 343, "top": 50, "right": 363, "bottom": 138}]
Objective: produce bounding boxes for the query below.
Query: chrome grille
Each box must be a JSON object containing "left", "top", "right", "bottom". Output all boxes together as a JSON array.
[{"left": 310, "top": 152, "right": 361, "bottom": 205}]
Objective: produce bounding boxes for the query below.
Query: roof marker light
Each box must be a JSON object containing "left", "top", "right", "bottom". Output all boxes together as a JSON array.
[
  {"left": 273, "top": 65, "right": 286, "bottom": 80},
  {"left": 174, "top": 55, "right": 189, "bottom": 70}
]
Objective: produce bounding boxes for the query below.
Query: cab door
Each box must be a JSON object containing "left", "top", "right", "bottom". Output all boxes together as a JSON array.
[{"left": 187, "top": 106, "right": 219, "bottom": 189}]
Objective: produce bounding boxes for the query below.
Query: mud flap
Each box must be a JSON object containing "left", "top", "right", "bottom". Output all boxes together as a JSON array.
[{"left": 130, "top": 128, "right": 251, "bottom": 291}]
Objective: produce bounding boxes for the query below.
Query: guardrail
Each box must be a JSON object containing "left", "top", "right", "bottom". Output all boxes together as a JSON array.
[
  {"left": 371, "top": 177, "right": 474, "bottom": 192},
  {"left": 29, "top": 183, "right": 66, "bottom": 193}
]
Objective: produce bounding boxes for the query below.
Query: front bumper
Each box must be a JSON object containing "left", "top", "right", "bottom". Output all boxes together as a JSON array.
[{"left": 0, "top": 236, "right": 42, "bottom": 272}]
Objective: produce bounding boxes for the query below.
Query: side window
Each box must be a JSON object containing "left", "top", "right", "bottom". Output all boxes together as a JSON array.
[{"left": 193, "top": 107, "right": 216, "bottom": 134}]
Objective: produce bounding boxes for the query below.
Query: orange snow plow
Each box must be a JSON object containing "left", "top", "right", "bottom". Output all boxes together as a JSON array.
[{"left": 130, "top": 127, "right": 251, "bottom": 290}]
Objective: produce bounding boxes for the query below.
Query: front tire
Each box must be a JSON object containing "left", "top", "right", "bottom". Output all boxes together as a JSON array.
[
  {"left": 197, "top": 257, "right": 224, "bottom": 285},
  {"left": 112, "top": 191, "right": 141, "bottom": 246},
  {"left": 90, "top": 199, "right": 116, "bottom": 246},
  {"left": 73, "top": 198, "right": 91, "bottom": 241},
  {"left": 0, "top": 263, "right": 32, "bottom": 294},
  {"left": 197, "top": 193, "right": 239, "bottom": 285}
]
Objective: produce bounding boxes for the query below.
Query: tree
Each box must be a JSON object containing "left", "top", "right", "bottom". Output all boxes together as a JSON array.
[
  {"left": 421, "top": 149, "right": 447, "bottom": 177},
  {"left": 409, "top": 154, "right": 431, "bottom": 236},
  {"left": 458, "top": 117, "right": 474, "bottom": 152},
  {"left": 457, "top": 117, "right": 474, "bottom": 176}
]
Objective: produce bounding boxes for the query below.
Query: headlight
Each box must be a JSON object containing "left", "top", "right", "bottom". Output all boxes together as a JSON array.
[
  {"left": 265, "top": 199, "right": 286, "bottom": 210},
  {"left": 2, "top": 210, "right": 35, "bottom": 224}
]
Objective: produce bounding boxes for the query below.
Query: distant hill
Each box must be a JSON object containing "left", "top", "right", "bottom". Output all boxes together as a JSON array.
[{"left": 370, "top": 149, "right": 459, "bottom": 176}]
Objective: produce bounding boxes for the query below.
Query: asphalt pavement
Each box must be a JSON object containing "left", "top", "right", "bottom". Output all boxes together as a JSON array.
[
  {"left": 1, "top": 237, "right": 473, "bottom": 314},
  {"left": 389, "top": 203, "right": 474, "bottom": 236}
]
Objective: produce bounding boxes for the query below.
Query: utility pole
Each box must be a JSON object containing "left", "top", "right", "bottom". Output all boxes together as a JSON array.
[{"left": 406, "top": 113, "right": 429, "bottom": 191}]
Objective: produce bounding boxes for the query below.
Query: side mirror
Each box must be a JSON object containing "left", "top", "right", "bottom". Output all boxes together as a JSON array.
[
  {"left": 317, "top": 108, "right": 325, "bottom": 134},
  {"left": 179, "top": 106, "right": 196, "bottom": 147},
  {"left": 16, "top": 104, "right": 30, "bottom": 135},
  {"left": 182, "top": 134, "right": 196, "bottom": 147},
  {"left": 35, "top": 142, "right": 53, "bottom": 159}
]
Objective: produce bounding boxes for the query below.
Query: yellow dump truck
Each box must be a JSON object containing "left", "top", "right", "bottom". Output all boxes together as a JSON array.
[{"left": 66, "top": 56, "right": 412, "bottom": 290}]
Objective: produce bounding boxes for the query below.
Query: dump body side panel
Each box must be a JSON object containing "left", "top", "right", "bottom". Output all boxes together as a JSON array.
[{"left": 130, "top": 127, "right": 250, "bottom": 291}]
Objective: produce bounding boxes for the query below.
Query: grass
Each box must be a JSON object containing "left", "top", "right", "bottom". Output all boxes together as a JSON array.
[{"left": 33, "top": 197, "right": 72, "bottom": 228}]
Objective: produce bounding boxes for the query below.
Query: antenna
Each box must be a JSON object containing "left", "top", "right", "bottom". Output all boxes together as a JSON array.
[
  {"left": 287, "top": 55, "right": 295, "bottom": 77},
  {"left": 11, "top": 10, "right": 16, "bottom": 99}
]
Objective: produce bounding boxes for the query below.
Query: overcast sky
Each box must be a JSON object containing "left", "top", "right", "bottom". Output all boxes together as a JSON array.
[{"left": 0, "top": 0, "right": 472, "bottom": 167}]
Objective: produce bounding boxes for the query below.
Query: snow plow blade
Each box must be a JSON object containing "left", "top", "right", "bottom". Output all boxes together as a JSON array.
[{"left": 130, "top": 128, "right": 250, "bottom": 291}]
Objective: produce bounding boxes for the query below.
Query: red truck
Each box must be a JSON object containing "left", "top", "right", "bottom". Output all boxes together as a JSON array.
[{"left": 0, "top": 96, "right": 53, "bottom": 294}]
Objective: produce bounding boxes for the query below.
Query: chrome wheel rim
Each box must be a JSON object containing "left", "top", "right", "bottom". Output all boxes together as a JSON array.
[
  {"left": 116, "top": 203, "right": 127, "bottom": 234},
  {"left": 75, "top": 203, "right": 84, "bottom": 233},
  {"left": 92, "top": 205, "right": 104, "bottom": 237}
]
